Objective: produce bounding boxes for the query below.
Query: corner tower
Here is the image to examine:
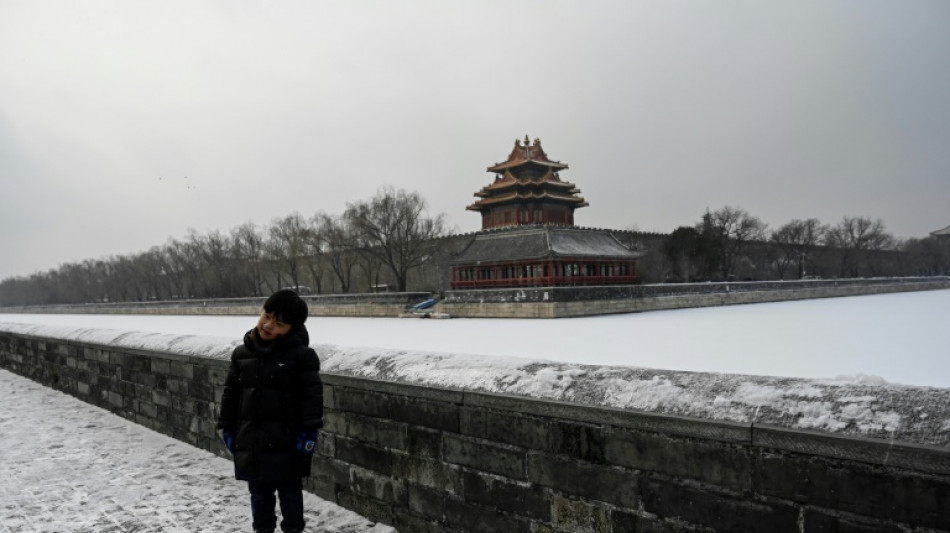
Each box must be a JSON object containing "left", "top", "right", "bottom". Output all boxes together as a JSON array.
[
  {"left": 450, "top": 137, "right": 643, "bottom": 290},
  {"left": 467, "top": 136, "right": 588, "bottom": 229}
]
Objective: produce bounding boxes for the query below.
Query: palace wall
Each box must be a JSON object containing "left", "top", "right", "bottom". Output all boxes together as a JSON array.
[{"left": 2, "top": 331, "right": 949, "bottom": 532}]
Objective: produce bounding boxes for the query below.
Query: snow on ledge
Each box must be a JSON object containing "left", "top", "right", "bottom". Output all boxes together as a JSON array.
[
  {"left": 3, "top": 322, "right": 949, "bottom": 447},
  {"left": 0, "top": 322, "right": 240, "bottom": 359}
]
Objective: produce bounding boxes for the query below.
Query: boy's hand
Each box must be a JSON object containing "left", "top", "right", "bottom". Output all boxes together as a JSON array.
[
  {"left": 296, "top": 430, "right": 318, "bottom": 454},
  {"left": 220, "top": 429, "right": 235, "bottom": 454}
]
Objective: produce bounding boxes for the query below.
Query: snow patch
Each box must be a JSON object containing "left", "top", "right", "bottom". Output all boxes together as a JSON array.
[
  {"left": 0, "top": 321, "right": 239, "bottom": 359},
  {"left": 832, "top": 373, "right": 890, "bottom": 386}
]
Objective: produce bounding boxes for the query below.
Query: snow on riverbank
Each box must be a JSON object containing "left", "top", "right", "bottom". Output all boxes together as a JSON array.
[{"left": 3, "top": 290, "right": 950, "bottom": 446}]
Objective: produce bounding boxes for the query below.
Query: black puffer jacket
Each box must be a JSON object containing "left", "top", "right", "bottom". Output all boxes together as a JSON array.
[{"left": 217, "top": 325, "right": 323, "bottom": 482}]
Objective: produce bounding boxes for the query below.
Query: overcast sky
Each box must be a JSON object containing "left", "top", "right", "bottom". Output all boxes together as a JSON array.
[{"left": 2, "top": 1, "right": 948, "bottom": 280}]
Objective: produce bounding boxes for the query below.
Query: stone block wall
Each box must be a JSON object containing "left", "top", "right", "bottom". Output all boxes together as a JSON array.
[
  {"left": 2, "top": 331, "right": 949, "bottom": 532},
  {"left": 0, "top": 332, "right": 228, "bottom": 451}
]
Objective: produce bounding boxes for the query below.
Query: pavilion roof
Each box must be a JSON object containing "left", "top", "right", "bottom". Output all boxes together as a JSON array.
[
  {"left": 477, "top": 170, "right": 578, "bottom": 194},
  {"left": 466, "top": 190, "right": 589, "bottom": 211},
  {"left": 487, "top": 136, "right": 569, "bottom": 173},
  {"left": 471, "top": 137, "right": 587, "bottom": 212},
  {"left": 451, "top": 226, "right": 645, "bottom": 264},
  {"left": 931, "top": 225, "right": 950, "bottom": 238}
]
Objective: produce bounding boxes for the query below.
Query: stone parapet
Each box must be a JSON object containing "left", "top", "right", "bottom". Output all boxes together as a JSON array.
[{"left": 1, "top": 330, "right": 948, "bottom": 532}]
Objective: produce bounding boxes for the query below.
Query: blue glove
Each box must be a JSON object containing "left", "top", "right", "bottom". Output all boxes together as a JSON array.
[
  {"left": 221, "top": 429, "right": 235, "bottom": 454},
  {"left": 296, "top": 430, "right": 318, "bottom": 454}
]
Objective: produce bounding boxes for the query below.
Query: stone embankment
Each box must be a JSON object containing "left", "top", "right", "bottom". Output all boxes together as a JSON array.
[
  {"left": 440, "top": 276, "right": 950, "bottom": 318},
  {"left": 2, "top": 277, "right": 948, "bottom": 319}
]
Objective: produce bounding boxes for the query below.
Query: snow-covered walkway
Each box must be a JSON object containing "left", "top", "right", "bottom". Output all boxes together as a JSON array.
[{"left": 0, "top": 369, "right": 397, "bottom": 533}]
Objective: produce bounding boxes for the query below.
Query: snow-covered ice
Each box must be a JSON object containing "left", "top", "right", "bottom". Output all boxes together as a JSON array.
[
  {"left": 0, "top": 368, "right": 398, "bottom": 533},
  {"left": 2, "top": 290, "right": 949, "bottom": 446},
  {"left": 3, "top": 289, "right": 948, "bottom": 387}
]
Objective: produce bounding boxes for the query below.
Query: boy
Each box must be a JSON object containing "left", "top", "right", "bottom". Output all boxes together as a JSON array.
[{"left": 217, "top": 290, "right": 323, "bottom": 533}]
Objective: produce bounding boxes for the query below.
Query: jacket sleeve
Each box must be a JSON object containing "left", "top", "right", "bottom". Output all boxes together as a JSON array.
[
  {"left": 296, "top": 348, "right": 324, "bottom": 430},
  {"left": 217, "top": 352, "right": 241, "bottom": 430}
]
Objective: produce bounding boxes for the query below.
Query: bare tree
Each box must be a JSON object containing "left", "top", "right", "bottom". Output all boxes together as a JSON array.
[
  {"left": 130, "top": 248, "right": 171, "bottom": 301},
  {"left": 231, "top": 223, "right": 268, "bottom": 296},
  {"left": 109, "top": 255, "right": 144, "bottom": 302},
  {"left": 161, "top": 231, "right": 210, "bottom": 299},
  {"left": 56, "top": 261, "right": 97, "bottom": 303},
  {"left": 161, "top": 239, "right": 189, "bottom": 299},
  {"left": 344, "top": 187, "right": 447, "bottom": 292},
  {"left": 769, "top": 218, "right": 827, "bottom": 279},
  {"left": 356, "top": 244, "right": 386, "bottom": 292},
  {"left": 825, "top": 216, "right": 895, "bottom": 277},
  {"left": 703, "top": 206, "right": 768, "bottom": 280},
  {"left": 900, "top": 237, "right": 950, "bottom": 276},
  {"left": 142, "top": 247, "right": 175, "bottom": 300},
  {"left": 663, "top": 226, "right": 712, "bottom": 282},
  {"left": 268, "top": 213, "right": 310, "bottom": 291},
  {"left": 301, "top": 219, "right": 325, "bottom": 294},
  {"left": 314, "top": 212, "right": 358, "bottom": 293},
  {"left": 184, "top": 230, "right": 213, "bottom": 298},
  {"left": 82, "top": 259, "right": 109, "bottom": 302},
  {"left": 202, "top": 230, "right": 233, "bottom": 297}
]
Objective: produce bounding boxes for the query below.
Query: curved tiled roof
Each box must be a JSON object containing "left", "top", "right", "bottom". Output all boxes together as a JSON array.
[
  {"left": 451, "top": 226, "right": 645, "bottom": 264},
  {"left": 469, "top": 137, "right": 587, "bottom": 213},
  {"left": 487, "top": 136, "right": 569, "bottom": 172},
  {"left": 931, "top": 225, "right": 950, "bottom": 238},
  {"left": 472, "top": 178, "right": 579, "bottom": 199},
  {"left": 480, "top": 168, "right": 575, "bottom": 190},
  {"left": 466, "top": 190, "right": 589, "bottom": 210}
]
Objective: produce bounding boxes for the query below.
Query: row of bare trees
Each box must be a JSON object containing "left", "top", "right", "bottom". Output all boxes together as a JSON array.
[
  {"left": 3, "top": 197, "right": 946, "bottom": 306},
  {"left": 663, "top": 206, "right": 949, "bottom": 282},
  {"left": 0, "top": 187, "right": 446, "bottom": 307}
]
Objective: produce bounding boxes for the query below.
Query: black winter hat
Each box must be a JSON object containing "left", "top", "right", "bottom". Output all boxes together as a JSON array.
[{"left": 263, "top": 290, "right": 308, "bottom": 326}]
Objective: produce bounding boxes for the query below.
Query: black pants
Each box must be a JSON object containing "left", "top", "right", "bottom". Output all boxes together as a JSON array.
[{"left": 248, "top": 479, "right": 305, "bottom": 532}]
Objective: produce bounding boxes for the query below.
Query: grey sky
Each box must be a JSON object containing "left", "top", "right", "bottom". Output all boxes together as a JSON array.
[{"left": 2, "top": 1, "right": 948, "bottom": 281}]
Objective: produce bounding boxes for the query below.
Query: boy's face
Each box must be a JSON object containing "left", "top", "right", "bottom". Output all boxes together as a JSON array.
[{"left": 256, "top": 310, "right": 292, "bottom": 341}]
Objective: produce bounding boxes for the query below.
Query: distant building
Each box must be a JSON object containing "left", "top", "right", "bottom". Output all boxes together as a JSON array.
[
  {"left": 450, "top": 137, "right": 644, "bottom": 289},
  {"left": 931, "top": 225, "right": 950, "bottom": 239}
]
